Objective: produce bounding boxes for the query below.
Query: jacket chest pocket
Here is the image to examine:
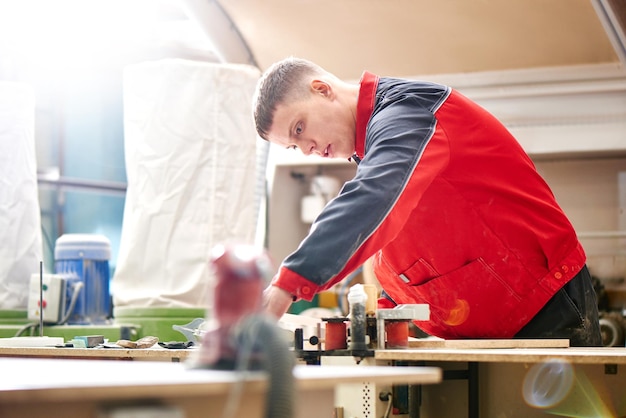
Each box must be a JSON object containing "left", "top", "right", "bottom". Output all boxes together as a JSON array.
[{"left": 397, "top": 258, "right": 440, "bottom": 285}]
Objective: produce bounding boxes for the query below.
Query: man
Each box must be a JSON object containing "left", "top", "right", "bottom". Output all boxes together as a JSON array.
[{"left": 253, "top": 57, "right": 602, "bottom": 346}]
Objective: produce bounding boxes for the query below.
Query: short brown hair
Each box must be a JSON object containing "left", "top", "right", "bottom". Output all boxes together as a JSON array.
[{"left": 253, "top": 57, "right": 326, "bottom": 140}]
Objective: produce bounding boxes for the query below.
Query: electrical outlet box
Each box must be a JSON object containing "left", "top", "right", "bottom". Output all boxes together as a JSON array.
[{"left": 27, "top": 274, "right": 67, "bottom": 324}]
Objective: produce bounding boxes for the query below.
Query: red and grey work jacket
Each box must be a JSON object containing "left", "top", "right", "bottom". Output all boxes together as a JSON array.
[{"left": 272, "top": 71, "right": 585, "bottom": 339}]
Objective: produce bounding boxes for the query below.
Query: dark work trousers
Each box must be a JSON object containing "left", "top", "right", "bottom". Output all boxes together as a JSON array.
[{"left": 514, "top": 265, "right": 602, "bottom": 347}]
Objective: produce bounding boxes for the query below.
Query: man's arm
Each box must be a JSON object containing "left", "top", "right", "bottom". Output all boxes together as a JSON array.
[{"left": 263, "top": 284, "right": 294, "bottom": 319}]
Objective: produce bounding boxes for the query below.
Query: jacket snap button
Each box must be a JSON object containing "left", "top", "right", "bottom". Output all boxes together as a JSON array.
[
  {"left": 562, "top": 265, "right": 569, "bottom": 273},
  {"left": 554, "top": 272, "right": 562, "bottom": 279},
  {"left": 302, "top": 287, "right": 311, "bottom": 295}
]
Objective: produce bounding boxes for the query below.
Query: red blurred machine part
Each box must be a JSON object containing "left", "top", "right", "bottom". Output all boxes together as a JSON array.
[
  {"left": 193, "top": 244, "right": 295, "bottom": 418},
  {"left": 197, "top": 244, "right": 273, "bottom": 368}
]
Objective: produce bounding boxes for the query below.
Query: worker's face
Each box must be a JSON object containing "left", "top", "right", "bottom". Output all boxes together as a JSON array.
[{"left": 266, "top": 80, "right": 356, "bottom": 159}]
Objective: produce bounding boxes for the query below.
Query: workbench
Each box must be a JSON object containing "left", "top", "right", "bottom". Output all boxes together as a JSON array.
[
  {"left": 6, "top": 342, "right": 626, "bottom": 417},
  {"left": 0, "top": 357, "right": 441, "bottom": 418},
  {"left": 373, "top": 346, "right": 626, "bottom": 418}
]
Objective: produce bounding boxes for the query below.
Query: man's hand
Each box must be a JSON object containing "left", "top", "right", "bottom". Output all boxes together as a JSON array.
[{"left": 263, "top": 285, "right": 294, "bottom": 319}]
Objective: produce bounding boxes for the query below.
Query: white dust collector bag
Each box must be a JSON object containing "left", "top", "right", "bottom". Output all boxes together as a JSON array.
[
  {"left": 0, "top": 82, "right": 43, "bottom": 309},
  {"left": 113, "top": 59, "right": 261, "bottom": 307}
]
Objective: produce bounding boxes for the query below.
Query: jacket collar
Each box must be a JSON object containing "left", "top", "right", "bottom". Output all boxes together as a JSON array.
[{"left": 354, "top": 71, "right": 379, "bottom": 160}]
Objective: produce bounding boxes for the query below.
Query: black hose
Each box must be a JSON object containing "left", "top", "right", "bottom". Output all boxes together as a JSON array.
[
  {"left": 191, "top": 314, "right": 295, "bottom": 418},
  {"left": 236, "top": 315, "right": 295, "bottom": 418}
]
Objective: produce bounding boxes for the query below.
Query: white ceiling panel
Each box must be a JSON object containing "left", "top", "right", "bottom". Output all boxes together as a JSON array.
[{"left": 218, "top": 0, "right": 619, "bottom": 78}]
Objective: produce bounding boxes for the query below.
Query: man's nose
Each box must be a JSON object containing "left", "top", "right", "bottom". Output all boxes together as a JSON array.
[{"left": 301, "top": 141, "right": 317, "bottom": 156}]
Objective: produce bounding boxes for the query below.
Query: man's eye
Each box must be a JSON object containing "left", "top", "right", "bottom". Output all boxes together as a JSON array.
[
  {"left": 295, "top": 124, "right": 303, "bottom": 135},
  {"left": 288, "top": 145, "right": 298, "bottom": 150}
]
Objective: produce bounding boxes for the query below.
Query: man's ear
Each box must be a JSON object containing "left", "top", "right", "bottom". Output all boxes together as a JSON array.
[{"left": 311, "top": 79, "right": 333, "bottom": 99}]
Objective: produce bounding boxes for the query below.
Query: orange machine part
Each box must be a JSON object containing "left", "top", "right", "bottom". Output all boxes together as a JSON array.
[
  {"left": 325, "top": 321, "right": 348, "bottom": 350},
  {"left": 385, "top": 320, "right": 409, "bottom": 348}
]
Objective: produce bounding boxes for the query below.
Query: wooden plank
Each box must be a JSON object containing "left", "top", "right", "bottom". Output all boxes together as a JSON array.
[
  {"left": 376, "top": 347, "right": 626, "bottom": 364},
  {"left": 0, "top": 358, "right": 442, "bottom": 403},
  {"left": 0, "top": 358, "right": 441, "bottom": 418},
  {"left": 408, "top": 338, "right": 570, "bottom": 349},
  {"left": 0, "top": 346, "right": 192, "bottom": 361}
]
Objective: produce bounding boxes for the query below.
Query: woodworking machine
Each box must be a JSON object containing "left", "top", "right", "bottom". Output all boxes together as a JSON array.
[
  {"left": 290, "top": 285, "right": 430, "bottom": 418},
  {"left": 292, "top": 284, "right": 430, "bottom": 365}
]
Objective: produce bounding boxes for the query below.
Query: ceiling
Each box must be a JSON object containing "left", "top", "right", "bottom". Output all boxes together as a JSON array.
[{"left": 216, "top": 0, "right": 621, "bottom": 79}]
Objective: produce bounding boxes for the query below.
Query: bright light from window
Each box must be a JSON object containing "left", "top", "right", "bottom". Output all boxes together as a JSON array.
[{"left": 0, "top": 0, "right": 212, "bottom": 78}]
